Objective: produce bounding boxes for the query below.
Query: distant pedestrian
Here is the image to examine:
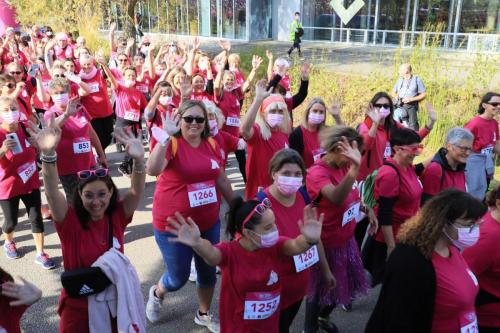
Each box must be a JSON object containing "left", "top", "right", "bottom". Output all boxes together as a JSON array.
[
  {"left": 287, "top": 12, "right": 303, "bottom": 57},
  {"left": 392, "top": 64, "right": 427, "bottom": 130}
]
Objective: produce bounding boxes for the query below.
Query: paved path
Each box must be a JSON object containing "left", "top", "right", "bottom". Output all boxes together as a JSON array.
[{"left": 1, "top": 142, "right": 378, "bottom": 332}]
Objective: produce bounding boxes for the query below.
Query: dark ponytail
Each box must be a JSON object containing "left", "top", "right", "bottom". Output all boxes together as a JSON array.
[
  {"left": 478, "top": 92, "right": 500, "bottom": 114},
  {"left": 226, "top": 197, "right": 263, "bottom": 238},
  {"left": 0, "top": 266, "right": 13, "bottom": 282}
]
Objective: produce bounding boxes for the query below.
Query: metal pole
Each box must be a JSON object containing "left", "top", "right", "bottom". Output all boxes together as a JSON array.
[
  {"left": 367, "top": 0, "right": 372, "bottom": 29},
  {"left": 233, "top": 0, "right": 235, "bottom": 38},
  {"left": 186, "top": 0, "right": 189, "bottom": 35},
  {"left": 403, "top": 0, "right": 411, "bottom": 46},
  {"left": 411, "top": 0, "right": 419, "bottom": 46},
  {"left": 372, "top": 0, "right": 379, "bottom": 44},
  {"left": 148, "top": 1, "right": 152, "bottom": 32},
  {"left": 445, "top": 0, "right": 456, "bottom": 48},
  {"left": 453, "top": 0, "right": 462, "bottom": 49}
]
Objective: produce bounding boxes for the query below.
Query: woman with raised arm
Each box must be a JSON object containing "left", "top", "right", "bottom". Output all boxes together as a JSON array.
[
  {"left": 28, "top": 115, "right": 146, "bottom": 332},
  {"left": 167, "top": 198, "right": 323, "bottom": 333}
]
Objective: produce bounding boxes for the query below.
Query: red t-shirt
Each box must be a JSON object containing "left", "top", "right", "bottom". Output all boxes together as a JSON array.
[
  {"left": 374, "top": 158, "right": 423, "bottom": 243},
  {"left": 421, "top": 161, "right": 466, "bottom": 196},
  {"left": 44, "top": 106, "right": 95, "bottom": 176},
  {"left": 110, "top": 68, "right": 124, "bottom": 85},
  {"left": 152, "top": 137, "right": 223, "bottom": 232},
  {"left": 463, "top": 211, "right": 500, "bottom": 328},
  {"left": 299, "top": 125, "right": 324, "bottom": 169},
  {"left": 32, "top": 72, "right": 52, "bottom": 110},
  {"left": 216, "top": 237, "right": 288, "bottom": 333},
  {"left": 135, "top": 72, "right": 151, "bottom": 96},
  {"left": 191, "top": 91, "right": 213, "bottom": 102},
  {"left": 263, "top": 188, "right": 310, "bottom": 308},
  {"left": 113, "top": 84, "right": 147, "bottom": 122},
  {"left": 245, "top": 125, "right": 289, "bottom": 199},
  {"left": 80, "top": 70, "right": 113, "bottom": 119},
  {"left": 213, "top": 130, "right": 239, "bottom": 168},
  {"left": 464, "top": 116, "right": 499, "bottom": 153},
  {"left": 0, "top": 127, "right": 40, "bottom": 200},
  {"left": 357, "top": 122, "right": 429, "bottom": 181},
  {"left": 54, "top": 45, "right": 75, "bottom": 60},
  {"left": 15, "top": 97, "right": 33, "bottom": 124},
  {"left": 432, "top": 246, "right": 479, "bottom": 333},
  {"left": 0, "top": 292, "right": 27, "bottom": 333},
  {"left": 54, "top": 202, "right": 131, "bottom": 311},
  {"left": 217, "top": 89, "right": 243, "bottom": 138},
  {"left": 307, "top": 160, "right": 361, "bottom": 247}
]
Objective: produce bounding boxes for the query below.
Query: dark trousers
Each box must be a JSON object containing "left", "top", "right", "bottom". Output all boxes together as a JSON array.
[
  {"left": 288, "top": 37, "right": 301, "bottom": 55},
  {"left": 115, "top": 117, "right": 140, "bottom": 168},
  {"left": 59, "top": 174, "right": 79, "bottom": 204},
  {"left": 479, "top": 327, "right": 500, "bottom": 333},
  {"left": 234, "top": 149, "right": 247, "bottom": 183},
  {"left": 401, "top": 103, "right": 419, "bottom": 131},
  {"left": 90, "top": 115, "right": 114, "bottom": 150},
  {"left": 304, "top": 301, "right": 335, "bottom": 333},
  {"left": 279, "top": 300, "right": 302, "bottom": 333},
  {"left": 0, "top": 189, "right": 43, "bottom": 234},
  {"left": 354, "top": 217, "right": 370, "bottom": 250}
]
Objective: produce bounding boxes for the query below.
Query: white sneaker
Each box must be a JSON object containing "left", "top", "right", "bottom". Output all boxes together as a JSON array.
[
  {"left": 189, "top": 259, "right": 197, "bottom": 282},
  {"left": 216, "top": 266, "right": 221, "bottom": 274},
  {"left": 194, "top": 311, "right": 220, "bottom": 333},
  {"left": 146, "top": 285, "right": 163, "bottom": 323}
]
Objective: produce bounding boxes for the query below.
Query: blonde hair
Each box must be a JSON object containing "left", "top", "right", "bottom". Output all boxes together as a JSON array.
[
  {"left": 255, "top": 106, "right": 291, "bottom": 140},
  {"left": 228, "top": 53, "right": 240, "bottom": 66},
  {"left": 302, "top": 97, "right": 327, "bottom": 128}
]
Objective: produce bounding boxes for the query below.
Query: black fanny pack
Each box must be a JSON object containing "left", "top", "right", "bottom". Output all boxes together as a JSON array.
[{"left": 60, "top": 215, "right": 113, "bottom": 298}]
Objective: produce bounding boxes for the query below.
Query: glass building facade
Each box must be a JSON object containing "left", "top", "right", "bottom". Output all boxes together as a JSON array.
[{"left": 111, "top": 0, "right": 499, "bottom": 52}]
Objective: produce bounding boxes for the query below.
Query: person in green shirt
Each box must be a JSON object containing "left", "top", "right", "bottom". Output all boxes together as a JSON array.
[{"left": 288, "top": 12, "right": 303, "bottom": 57}]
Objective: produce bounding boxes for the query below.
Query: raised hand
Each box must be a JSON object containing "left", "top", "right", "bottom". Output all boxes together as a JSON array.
[
  {"left": 64, "top": 97, "right": 81, "bottom": 117},
  {"left": 328, "top": 98, "right": 341, "bottom": 118},
  {"left": 337, "top": 136, "right": 361, "bottom": 167},
  {"left": 218, "top": 39, "right": 231, "bottom": 52},
  {"left": 161, "top": 110, "right": 181, "bottom": 136},
  {"left": 366, "top": 104, "right": 381, "bottom": 124},
  {"left": 179, "top": 76, "right": 192, "bottom": 99},
  {"left": 251, "top": 55, "right": 263, "bottom": 70},
  {"left": 426, "top": 102, "right": 437, "bottom": 123},
  {"left": 126, "top": 37, "right": 135, "bottom": 49},
  {"left": 168, "top": 212, "right": 202, "bottom": 247},
  {"left": 298, "top": 205, "right": 324, "bottom": 244},
  {"left": 300, "top": 62, "right": 312, "bottom": 80},
  {"left": 95, "top": 52, "right": 106, "bottom": 65},
  {"left": 109, "top": 22, "right": 117, "bottom": 32},
  {"left": 265, "top": 49, "right": 273, "bottom": 60},
  {"left": 192, "top": 36, "right": 201, "bottom": 51},
  {"left": 26, "top": 113, "right": 61, "bottom": 154},
  {"left": 254, "top": 79, "right": 272, "bottom": 100},
  {"left": 1, "top": 277, "right": 42, "bottom": 306},
  {"left": 113, "top": 127, "right": 145, "bottom": 161}
]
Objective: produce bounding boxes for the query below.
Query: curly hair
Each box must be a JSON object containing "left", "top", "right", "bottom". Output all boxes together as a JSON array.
[{"left": 398, "top": 189, "right": 486, "bottom": 259}]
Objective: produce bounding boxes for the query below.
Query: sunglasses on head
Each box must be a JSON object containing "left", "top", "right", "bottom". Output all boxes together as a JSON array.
[
  {"left": 77, "top": 168, "right": 109, "bottom": 179},
  {"left": 182, "top": 116, "right": 205, "bottom": 124},
  {"left": 374, "top": 103, "right": 391, "bottom": 109},
  {"left": 242, "top": 198, "right": 272, "bottom": 228},
  {"left": 487, "top": 102, "right": 500, "bottom": 107},
  {"left": 9, "top": 71, "right": 22, "bottom": 75},
  {"left": 398, "top": 144, "right": 424, "bottom": 154}
]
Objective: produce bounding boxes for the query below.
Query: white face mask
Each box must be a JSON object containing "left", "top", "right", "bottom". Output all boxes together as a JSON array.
[
  {"left": 308, "top": 112, "right": 325, "bottom": 125},
  {"left": 51, "top": 93, "right": 69, "bottom": 107},
  {"left": 124, "top": 79, "right": 136, "bottom": 87},
  {"left": 198, "top": 62, "right": 207, "bottom": 71},
  {"left": 266, "top": 113, "right": 284, "bottom": 128},
  {"left": 276, "top": 176, "right": 303, "bottom": 196},
  {"left": 1, "top": 111, "right": 20, "bottom": 125},
  {"left": 209, "top": 119, "right": 218, "bottom": 136},
  {"left": 250, "top": 229, "right": 279, "bottom": 248},
  {"left": 159, "top": 95, "right": 172, "bottom": 106},
  {"left": 444, "top": 224, "right": 480, "bottom": 250}
]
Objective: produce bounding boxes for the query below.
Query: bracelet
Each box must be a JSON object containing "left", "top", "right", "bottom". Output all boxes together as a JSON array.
[
  {"left": 133, "top": 161, "right": 145, "bottom": 174},
  {"left": 306, "top": 239, "right": 318, "bottom": 246},
  {"left": 40, "top": 152, "right": 57, "bottom": 163}
]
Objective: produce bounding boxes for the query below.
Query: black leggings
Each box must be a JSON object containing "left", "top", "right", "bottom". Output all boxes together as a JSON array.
[
  {"left": 234, "top": 149, "right": 247, "bottom": 183},
  {"left": 479, "top": 327, "right": 500, "bottom": 333},
  {"left": 90, "top": 115, "right": 114, "bottom": 150},
  {"left": 304, "top": 300, "right": 335, "bottom": 333},
  {"left": 115, "top": 117, "right": 140, "bottom": 167},
  {"left": 279, "top": 300, "right": 302, "bottom": 333},
  {"left": 0, "top": 189, "right": 43, "bottom": 234},
  {"left": 288, "top": 37, "right": 301, "bottom": 55},
  {"left": 59, "top": 174, "right": 79, "bottom": 204}
]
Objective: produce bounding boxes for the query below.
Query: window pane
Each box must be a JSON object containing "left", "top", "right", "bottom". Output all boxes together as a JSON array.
[
  {"left": 461, "top": 0, "right": 499, "bottom": 33},
  {"left": 235, "top": 0, "right": 246, "bottom": 39},
  {"left": 250, "top": 0, "right": 272, "bottom": 39}
]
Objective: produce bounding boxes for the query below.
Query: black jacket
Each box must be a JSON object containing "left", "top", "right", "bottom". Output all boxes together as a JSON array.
[{"left": 365, "top": 243, "right": 436, "bottom": 333}]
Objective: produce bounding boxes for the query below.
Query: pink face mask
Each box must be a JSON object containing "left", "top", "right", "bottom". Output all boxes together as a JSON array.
[
  {"left": 266, "top": 114, "right": 284, "bottom": 128},
  {"left": 276, "top": 176, "right": 303, "bottom": 196},
  {"left": 308, "top": 113, "right": 325, "bottom": 124},
  {"left": 379, "top": 107, "right": 391, "bottom": 119}
]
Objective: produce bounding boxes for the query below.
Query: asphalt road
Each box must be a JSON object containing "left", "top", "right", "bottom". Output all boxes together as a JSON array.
[{"left": 1, "top": 145, "right": 378, "bottom": 333}]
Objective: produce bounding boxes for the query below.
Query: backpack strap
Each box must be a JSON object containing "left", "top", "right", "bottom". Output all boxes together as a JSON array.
[
  {"left": 256, "top": 187, "right": 311, "bottom": 205},
  {"left": 171, "top": 136, "right": 217, "bottom": 159},
  {"left": 440, "top": 164, "right": 446, "bottom": 187},
  {"left": 382, "top": 161, "right": 401, "bottom": 181},
  {"left": 19, "top": 122, "right": 31, "bottom": 138}
]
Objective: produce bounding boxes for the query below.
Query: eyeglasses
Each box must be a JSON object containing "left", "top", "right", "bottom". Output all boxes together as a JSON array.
[
  {"left": 77, "top": 168, "right": 109, "bottom": 179},
  {"left": 374, "top": 103, "right": 391, "bottom": 109},
  {"left": 398, "top": 144, "right": 424, "bottom": 155},
  {"left": 53, "top": 74, "right": 65, "bottom": 78},
  {"left": 5, "top": 83, "right": 15, "bottom": 89},
  {"left": 143, "top": 43, "right": 151, "bottom": 46},
  {"left": 118, "top": 58, "right": 128, "bottom": 62},
  {"left": 487, "top": 102, "right": 500, "bottom": 107},
  {"left": 182, "top": 116, "right": 205, "bottom": 124},
  {"left": 9, "top": 71, "right": 22, "bottom": 75},
  {"left": 452, "top": 218, "right": 483, "bottom": 233},
  {"left": 453, "top": 144, "right": 472, "bottom": 154},
  {"left": 242, "top": 198, "right": 272, "bottom": 228}
]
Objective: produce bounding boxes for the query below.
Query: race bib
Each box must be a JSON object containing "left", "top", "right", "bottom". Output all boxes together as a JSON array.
[
  {"left": 293, "top": 245, "right": 319, "bottom": 272},
  {"left": 17, "top": 161, "right": 36, "bottom": 183},
  {"left": 383, "top": 143, "right": 391, "bottom": 159},
  {"left": 89, "top": 82, "right": 99, "bottom": 93},
  {"left": 226, "top": 117, "right": 240, "bottom": 127},
  {"left": 243, "top": 291, "right": 280, "bottom": 320},
  {"left": 73, "top": 138, "right": 91, "bottom": 154},
  {"left": 342, "top": 202, "right": 361, "bottom": 227},
  {"left": 459, "top": 312, "right": 478, "bottom": 333},
  {"left": 137, "top": 84, "right": 148, "bottom": 93},
  {"left": 313, "top": 148, "right": 326, "bottom": 162},
  {"left": 481, "top": 146, "right": 493, "bottom": 156},
  {"left": 187, "top": 181, "right": 217, "bottom": 208},
  {"left": 124, "top": 110, "right": 140, "bottom": 122}
]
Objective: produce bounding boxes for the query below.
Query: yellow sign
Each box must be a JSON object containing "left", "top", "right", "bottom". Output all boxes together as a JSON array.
[{"left": 330, "top": 0, "right": 365, "bottom": 25}]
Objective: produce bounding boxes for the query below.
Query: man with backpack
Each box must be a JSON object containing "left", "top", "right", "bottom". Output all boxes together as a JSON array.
[{"left": 288, "top": 12, "right": 303, "bottom": 58}]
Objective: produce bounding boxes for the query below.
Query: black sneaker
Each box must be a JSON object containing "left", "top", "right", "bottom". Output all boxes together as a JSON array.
[
  {"left": 318, "top": 317, "right": 339, "bottom": 333},
  {"left": 341, "top": 303, "right": 352, "bottom": 312},
  {"left": 118, "top": 164, "right": 131, "bottom": 177}
]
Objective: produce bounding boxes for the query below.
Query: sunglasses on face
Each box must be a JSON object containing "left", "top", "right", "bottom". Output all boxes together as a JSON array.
[
  {"left": 398, "top": 144, "right": 424, "bottom": 154},
  {"left": 374, "top": 103, "right": 391, "bottom": 109},
  {"left": 77, "top": 168, "right": 109, "bottom": 179},
  {"left": 242, "top": 198, "right": 272, "bottom": 227},
  {"left": 182, "top": 116, "right": 205, "bottom": 124},
  {"left": 53, "top": 74, "right": 65, "bottom": 78},
  {"left": 487, "top": 102, "right": 500, "bottom": 107},
  {"left": 9, "top": 71, "right": 22, "bottom": 75},
  {"left": 118, "top": 58, "right": 128, "bottom": 62}
]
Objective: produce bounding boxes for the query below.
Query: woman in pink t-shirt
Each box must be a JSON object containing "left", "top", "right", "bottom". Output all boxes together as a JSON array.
[
  {"left": 166, "top": 195, "right": 323, "bottom": 333},
  {"left": 366, "top": 189, "right": 486, "bottom": 333},
  {"left": 464, "top": 92, "right": 500, "bottom": 201},
  {"left": 241, "top": 80, "right": 291, "bottom": 199}
]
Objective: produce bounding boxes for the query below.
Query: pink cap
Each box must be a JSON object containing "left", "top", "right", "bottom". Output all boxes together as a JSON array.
[{"left": 259, "top": 94, "right": 288, "bottom": 114}]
